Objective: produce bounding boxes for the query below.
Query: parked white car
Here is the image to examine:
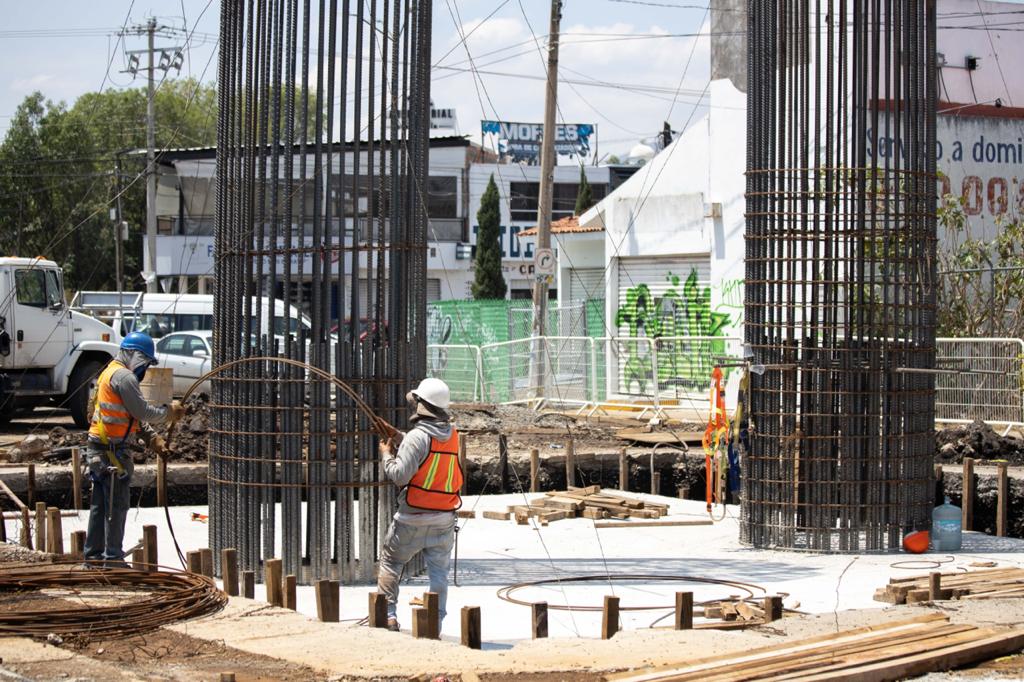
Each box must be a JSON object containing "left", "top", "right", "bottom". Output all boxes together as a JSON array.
[{"left": 155, "top": 330, "right": 213, "bottom": 396}]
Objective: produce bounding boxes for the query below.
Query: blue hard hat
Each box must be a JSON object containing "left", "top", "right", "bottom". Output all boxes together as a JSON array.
[{"left": 121, "top": 331, "right": 156, "bottom": 361}]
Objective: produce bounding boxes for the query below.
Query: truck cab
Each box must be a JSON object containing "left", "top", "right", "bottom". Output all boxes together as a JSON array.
[{"left": 0, "top": 257, "right": 119, "bottom": 427}]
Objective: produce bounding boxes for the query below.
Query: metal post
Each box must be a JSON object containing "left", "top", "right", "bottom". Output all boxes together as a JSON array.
[{"left": 145, "top": 17, "right": 158, "bottom": 293}]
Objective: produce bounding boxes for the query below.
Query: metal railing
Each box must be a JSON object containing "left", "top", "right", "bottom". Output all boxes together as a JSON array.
[{"left": 935, "top": 337, "right": 1024, "bottom": 426}]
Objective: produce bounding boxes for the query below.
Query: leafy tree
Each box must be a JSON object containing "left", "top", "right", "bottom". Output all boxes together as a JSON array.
[
  {"left": 937, "top": 191, "right": 1024, "bottom": 337},
  {"left": 471, "top": 175, "right": 506, "bottom": 300},
  {"left": 575, "top": 167, "right": 594, "bottom": 215}
]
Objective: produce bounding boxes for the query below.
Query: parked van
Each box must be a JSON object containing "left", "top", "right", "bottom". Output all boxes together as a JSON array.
[{"left": 71, "top": 292, "right": 312, "bottom": 341}]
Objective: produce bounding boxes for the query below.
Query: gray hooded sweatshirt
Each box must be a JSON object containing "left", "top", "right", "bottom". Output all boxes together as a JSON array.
[
  {"left": 87, "top": 348, "right": 170, "bottom": 447},
  {"left": 384, "top": 415, "right": 456, "bottom": 524}
]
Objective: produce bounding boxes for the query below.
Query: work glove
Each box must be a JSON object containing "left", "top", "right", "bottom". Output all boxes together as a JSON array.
[
  {"left": 379, "top": 438, "right": 396, "bottom": 460},
  {"left": 167, "top": 400, "right": 186, "bottom": 423},
  {"left": 150, "top": 435, "right": 169, "bottom": 458}
]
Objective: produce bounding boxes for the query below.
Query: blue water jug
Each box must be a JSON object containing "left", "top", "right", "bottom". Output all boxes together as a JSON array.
[{"left": 932, "top": 496, "right": 962, "bottom": 551}]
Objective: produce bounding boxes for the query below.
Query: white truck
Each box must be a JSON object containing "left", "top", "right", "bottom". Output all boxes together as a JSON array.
[{"left": 0, "top": 257, "right": 120, "bottom": 427}]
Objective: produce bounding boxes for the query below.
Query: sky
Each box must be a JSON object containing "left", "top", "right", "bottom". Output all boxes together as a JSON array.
[{"left": 0, "top": 0, "right": 712, "bottom": 160}]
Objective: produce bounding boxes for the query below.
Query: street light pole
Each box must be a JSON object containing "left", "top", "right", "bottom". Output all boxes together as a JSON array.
[{"left": 530, "top": 0, "right": 562, "bottom": 400}]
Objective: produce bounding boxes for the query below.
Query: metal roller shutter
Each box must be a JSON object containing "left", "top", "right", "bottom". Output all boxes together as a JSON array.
[
  {"left": 616, "top": 256, "right": 711, "bottom": 336},
  {"left": 568, "top": 267, "right": 605, "bottom": 304}
]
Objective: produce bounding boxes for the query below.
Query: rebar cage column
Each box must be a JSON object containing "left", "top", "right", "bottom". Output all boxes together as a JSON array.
[
  {"left": 742, "top": 0, "right": 938, "bottom": 551},
  {"left": 213, "top": 0, "right": 432, "bottom": 584}
]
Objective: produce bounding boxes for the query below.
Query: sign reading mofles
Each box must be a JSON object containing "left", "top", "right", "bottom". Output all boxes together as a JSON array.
[{"left": 481, "top": 120, "right": 595, "bottom": 163}]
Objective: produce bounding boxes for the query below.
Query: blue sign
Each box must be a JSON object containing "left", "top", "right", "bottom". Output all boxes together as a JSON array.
[{"left": 481, "top": 120, "right": 595, "bottom": 163}]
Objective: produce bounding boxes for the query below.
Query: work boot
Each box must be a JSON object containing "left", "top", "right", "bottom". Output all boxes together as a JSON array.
[{"left": 387, "top": 617, "right": 400, "bottom": 632}]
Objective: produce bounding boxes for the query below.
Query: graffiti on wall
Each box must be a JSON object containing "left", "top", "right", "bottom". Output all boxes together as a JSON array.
[{"left": 614, "top": 270, "right": 741, "bottom": 394}]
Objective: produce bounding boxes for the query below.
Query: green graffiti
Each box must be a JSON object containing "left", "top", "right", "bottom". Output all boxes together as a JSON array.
[{"left": 614, "top": 269, "right": 736, "bottom": 393}]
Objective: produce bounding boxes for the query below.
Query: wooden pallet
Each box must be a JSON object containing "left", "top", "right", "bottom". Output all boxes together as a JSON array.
[
  {"left": 874, "top": 568, "right": 1024, "bottom": 605},
  {"left": 607, "top": 614, "right": 1024, "bottom": 682},
  {"left": 487, "top": 486, "right": 674, "bottom": 525}
]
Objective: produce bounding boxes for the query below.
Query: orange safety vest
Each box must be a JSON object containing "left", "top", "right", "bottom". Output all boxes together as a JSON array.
[
  {"left": 405, "top": 429, "right": 463, "bottom": 511},
  {"left": 88, "top": 360, "right": 138, "bottom": 444}
]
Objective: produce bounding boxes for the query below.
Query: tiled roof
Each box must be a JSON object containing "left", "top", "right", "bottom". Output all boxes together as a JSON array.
[{"left": 517, "top": 215, "right": 603, "bottom": 237}]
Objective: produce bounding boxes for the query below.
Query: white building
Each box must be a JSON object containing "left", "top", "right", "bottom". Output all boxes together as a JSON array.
[{"left": 149, "top": 137, "right": 492, "bottom": 315}]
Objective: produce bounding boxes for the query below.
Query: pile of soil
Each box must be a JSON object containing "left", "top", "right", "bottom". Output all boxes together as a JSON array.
[{"left": 935, "top": 419, "right": 1024, "bottom": 464}]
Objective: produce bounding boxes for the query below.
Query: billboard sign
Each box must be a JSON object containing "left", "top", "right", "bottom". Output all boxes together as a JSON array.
[{"left": 481, "top": 120, "right": 595, "bottom": 163}]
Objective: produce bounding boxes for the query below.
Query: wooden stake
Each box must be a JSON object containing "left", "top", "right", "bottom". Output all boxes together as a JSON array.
[
  {"left": 283, "top": 574, "right": 297, "bottom": 610},
  {"left": 652, "top": 471, "right": 661, "bottom": 496},
  {"left": 132, "top": 547, "right": 145, "bottom": 569},
  {"left": 0, "top": 512, "right": 5, "bottom": 543},
  {"left": 142, "top": 525, "right": 158, "bottom": 571},
  {"left": 461, "top": 606, "right": 481, "bottom": 649},
  {"left": 530, "top": 448, "right": 540, "bottom": 493},
  {"left": 929, "top": 572, "right": 942, "bottom": 601},
  {"left": 265, "top": 559, "right": 283, "bottom": 606},
  {"left": 187, "top": 550, "right": 202, "bottom": 574},
  {"left": 199, "top": 547, "right": 214, "bottom": 578},
  {"left": 45, "top": 507, "right": 63, "bottom": 555},
  {"left": 675, "top": 592, "right": 693, "bottom": 630},
  {"left": 328, "top": 580, "right": 340, "bottom": 622},
  {"left": 26, "top": 464, "right": 34, "bottom": 507},
  {"left": 499, "top": 434, "right": 509, "bottom": 493},
  {"left": 763, "top": 595, "right": 784, "bottom": 622},
  {"left": 602, "top": 595, "right": 620, "bottom": 639},
  {"left": 71, "top": 448, "right": 83, "bottom": 510},
  {"left": 997, "top": 462, "right": 1008, "bottom": 538},
  {"left": 412, "top": 608, "right": 430, "bottom": 638},
  {"left": 459, "top": 434, "right": 468, "bottom": 495},
  {"left": 934, "top": 463, "right": 945, "bottom": 506},
  {"left": 423, "top": 591, "right": 440, "bottom": 640},
  {"left": 368, "top": 592, "right": 388, "bottom": 628},
  {"left": 315, "top": 580, "right": 337, "bottom": 622},
  {"left": 221, "top": 548, "right": 239, "bottom": 596},
  {"left": 219, "top": 674, "right": 236, "bottom": 682},
  {"left": 566, "top": 438, "right": 577, "bottom": 487},
  {"left": 34, "top": 501, "right": 46, "bottom": 552},
  {"left": 962, "top": 457, "right": 975, "bottom": 531},
  {"left": 70, "top": 530, "right": 86, "bottom": 559},
  {"left": 156, "top": 455, "right": 167, "bottom": 508},
  {"left": 531, "top": 602, "right": 548, "bottom": 639},
  {"left": 619, "top": 449, "right": 629, "bottom": 492},
  {"left": 242, "top": 571, "right": 255, "bottom": 599},
  {"left": 19, "top": 507, "right": 30, "bottom": 549}
]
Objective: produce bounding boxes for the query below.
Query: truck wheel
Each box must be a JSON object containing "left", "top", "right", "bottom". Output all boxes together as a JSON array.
[{"left": 68, "top": 359, "right": 103, "bottom": 429}]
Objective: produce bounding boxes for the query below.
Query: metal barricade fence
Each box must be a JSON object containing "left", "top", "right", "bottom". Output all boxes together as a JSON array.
[
  {"left": 478, "top": 338, "right": 537, "bottom": 404},
  {"left": 935, "top": 337, "right": 1024, "bottom": 426},
  {"left": 426, "top": 344, "right": 482, "bottom": 403},
  {"left": 540, "top": 336, "right": 593, "bottom": 406}
]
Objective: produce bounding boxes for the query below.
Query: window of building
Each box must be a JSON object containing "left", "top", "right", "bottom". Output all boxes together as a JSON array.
[{"left": 510, "top": 181, "right": 608, "bottom": 221}]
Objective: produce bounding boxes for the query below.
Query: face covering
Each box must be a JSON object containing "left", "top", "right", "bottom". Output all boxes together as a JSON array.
[{"left": 133, "top": 364, "right": 148, "bottom": 382}]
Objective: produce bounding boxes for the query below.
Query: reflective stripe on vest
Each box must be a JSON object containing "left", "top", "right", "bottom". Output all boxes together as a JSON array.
[
  {"left": 405, "top": 429, "right": 463, "bottom": 512},
  {"left": 88, "top": 361, "right": 138, "bottom": 444}
]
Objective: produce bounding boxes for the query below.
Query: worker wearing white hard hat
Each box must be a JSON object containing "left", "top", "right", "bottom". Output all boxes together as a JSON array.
[{"left": 377, "top": 377, "right": 462, "bottom": 634}]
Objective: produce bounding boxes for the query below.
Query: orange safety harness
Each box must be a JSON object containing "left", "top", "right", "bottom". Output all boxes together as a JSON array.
[{"left": 702, "top": 366, "right": 729, "bottom": 520}]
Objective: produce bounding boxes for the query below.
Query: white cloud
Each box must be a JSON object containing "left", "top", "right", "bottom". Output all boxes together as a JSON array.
[{"left": 10, "top": 74, "right": 56, "bottom": 92}]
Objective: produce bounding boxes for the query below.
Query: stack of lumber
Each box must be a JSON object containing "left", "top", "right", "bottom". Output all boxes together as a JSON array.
[
  {"left": 482, "top": 486, "right": 704, "bottom": 527},
  {"left": 875, "top": 567, "right": 1024, "bottom": 604},
  {"left": 608, "top": 614, "right": 1024, "bottom": 681}
]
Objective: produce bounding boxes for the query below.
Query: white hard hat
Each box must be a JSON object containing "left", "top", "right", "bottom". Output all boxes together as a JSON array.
[{"left": 411, "top": 377, "right": 451, "bottom": 410}]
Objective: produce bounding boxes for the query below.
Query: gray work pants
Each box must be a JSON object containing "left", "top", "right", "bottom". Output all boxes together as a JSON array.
[
  {"left": 83, "top": 445, "right": 134, "bottom": 563},
  {"left": 377, "top": 516, "right": 456, "bottom": 626}
]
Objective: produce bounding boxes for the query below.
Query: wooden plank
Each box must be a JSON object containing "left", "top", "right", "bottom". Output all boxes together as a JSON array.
[
  {"left": 997, "top": 461, "right": 1009, "bottom": 537},
  {"left": 423, "top": 592, "right": 440, "bottom": 640},
  {"left": 315, "top": 581, "right": 334, "bottom": 622},
  {"left": 514, "top": 510, "right": 530, "bottom": 525},
  {"left": 763, "top": 595, "right": 783, "bottom": 622},
  {"left": 328, "top": 580, "right": 340, "bottom": 623},
  {"left": 69, "top": 530, "right": 86, "bottom": 559},
  {"left": 222, "top": 548, "right": 239, "bottom": 597},
  {"left": 242, "top": 571, "right": 255, "bottom": 599},
  {"left": 34, "top": 501, "right": 46, "bottom": 551},
  {"left": 283, "top": 575, "right": 297, "bottom": 610},
  {"left": 456, "top": 510, "right": 476, "bottom": 519},
  {"left": 568, "top": 484, "right": 602, "bottom": 495},
  {"left": 582, "top": 507, "right": 607, "bottom": 520},
  {"left": 595, "top": 520, "right": 713, "bottom": 529},
  {"left": 199, "top": 547, "right": 214, "bottom": 578},
  {"left": 265, "top": 558, "right": 283, "bottom": 607},
  {"left": 482, "top": 511, "right": 510, "bottom": 521},
  {"left": 542, "top": 497, "right": 583, "bottom": 511},
  {"left": 929, "top": 572, "right": 952, "bottom": 601},
  {"left": 675, "top": 592, "right": 693, "bottom": 630},
  {"left": 498, "top": 434, "right": 509, "bottom": 493},
  {"left": 530, "top": 448, "right": 540, "bottom": 493},
  {"left": 0, "top": 479, "right": 27, "bottom": 510},
  {"left": 461, "top": 606, "right": 481, "bottom": 649},
  {"left": 615, "top": 430, "right": 704, "bottom": 445},
  {"left": 131, "top": 548, "right": 144, "bottom": 569},
  {"left": 71, "top": 448, "right": 83, "bottom": 510},
  {"left": 143, "top": 525, "right": 158, "bottom": 572},
  {"left": 368, "top": 592, "right": 387, "bottom": 628},
  {"left": 187, "top": 551, "right": 202, "bottom": 574},
  {"left": 19, "top": 507, "right": 30, "bottom": 549},
  {"left": 537, "top": 510, "right": 570, "bottom": 522},
  {"left": 532, "top": 602, "right": 548, "bottom": 639},
  {"left": 602, "top": 595, "right": 620, "bottom": 639},
  {"left": 963, "top": 457, "right": 975, "bottom": 531},
  {"left": 412, "top": 608, "right": 430, "bottom": 639},
  {"left": 46, "top": 507, "right": 63, "bottom": 555}
]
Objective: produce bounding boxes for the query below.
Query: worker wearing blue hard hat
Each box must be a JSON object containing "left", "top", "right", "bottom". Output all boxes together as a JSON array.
[{"left": 84, "top": 332, "right": 186, "bottom": 566}]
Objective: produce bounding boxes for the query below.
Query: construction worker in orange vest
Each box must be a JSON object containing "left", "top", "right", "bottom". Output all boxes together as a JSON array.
[
  {"left": 377, "top": 377, "right": 463, "bottom": 633},
  {"left": 84, "top": 332, "right": 185, "bottom": 566}
]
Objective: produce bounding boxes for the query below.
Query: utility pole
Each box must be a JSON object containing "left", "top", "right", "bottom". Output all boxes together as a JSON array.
[
  {"left": 530, "top": 0, "right": 562, "bottom": 400},
  {"left": 114, "top": 156, "right": 126, "bottom": 310},
  {"left": 145, "top": 17, "right": 158, "bottom": 293},
  {"left": 122, "top": 18, "right": 183, "bottom": 293}
]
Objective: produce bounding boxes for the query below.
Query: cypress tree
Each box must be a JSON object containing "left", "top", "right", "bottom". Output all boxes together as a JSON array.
[
  {"left": 472, "top": 175, "right": 507, "bottom": 300},
  {"left": 575, "top": 167, "right": 594, "bottom": 215}
]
